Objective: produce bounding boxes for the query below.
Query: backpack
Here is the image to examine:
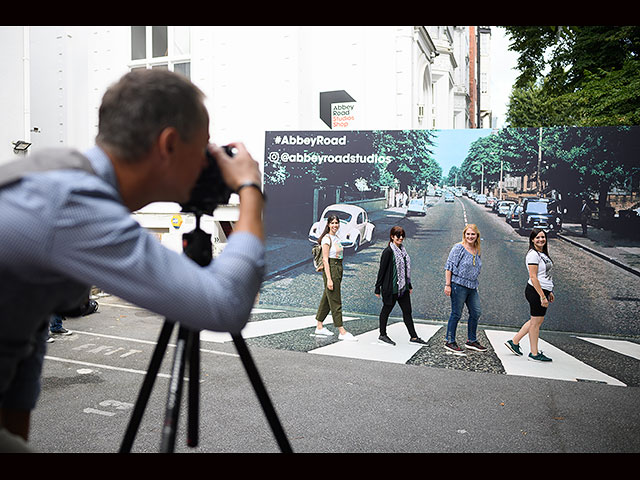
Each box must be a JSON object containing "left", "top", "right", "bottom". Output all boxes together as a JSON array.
[{"left": 312, "top": 236, "right": 331, "bottom": 271}]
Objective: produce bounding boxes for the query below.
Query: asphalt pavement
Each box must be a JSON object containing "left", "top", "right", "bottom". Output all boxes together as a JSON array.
[
  {"left": 30, "top": 296, "right": 640, "bottom": 454},
  {"left": 23, "top": 202, "right": 640, "bottom": 454}
]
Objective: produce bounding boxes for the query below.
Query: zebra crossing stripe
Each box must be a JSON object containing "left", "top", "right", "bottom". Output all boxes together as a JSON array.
[
  {"left": 309, "top": 323, "right": 441, "bottom": 364},
  {"left": 485, "top": 330, "right": 626, "bottom": 387},
  {"left": 200, "top": 314, "right": 357, "bottom": 343},
  {"left": 199, "top": 309, "right": 631, "bottom": 386},
  {"left": 575, "top": 337, "right": 640, "bottom": 361}
]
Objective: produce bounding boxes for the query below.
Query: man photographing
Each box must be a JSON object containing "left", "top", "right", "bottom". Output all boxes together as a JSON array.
[{"left": 0, "top": 69, "right": 265, "bottom": 451}]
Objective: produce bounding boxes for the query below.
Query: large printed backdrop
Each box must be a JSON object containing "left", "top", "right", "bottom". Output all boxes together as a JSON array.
[{"left": 261, "top": 127, "right": 640, "bottom": 326}]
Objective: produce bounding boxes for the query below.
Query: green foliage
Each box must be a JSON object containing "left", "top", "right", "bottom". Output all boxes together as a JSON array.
[
  {"left": 502, "top": 26, "right": 640, "bottom": 128},
  {"left": 459, "top": 124, "right": 640, "bottom": 206},
  {"left": 371, "top": 130, "right": 441, "bottom": 189}
]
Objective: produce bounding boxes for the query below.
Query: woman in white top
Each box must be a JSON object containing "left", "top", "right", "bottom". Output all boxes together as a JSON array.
[
  {"left": 505, "top": 228, "right": 555, "bottom": 362},
  {"left": 314, "top": 215, "right": 357, "bottom": 341}
]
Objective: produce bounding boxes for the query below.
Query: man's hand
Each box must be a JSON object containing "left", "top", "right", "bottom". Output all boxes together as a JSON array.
[
  {"left": 209, "top": 143, "right": 264, "bottom": 241},
  {"left": 209, "top": 143, "right": 261, "bottom": 193}
]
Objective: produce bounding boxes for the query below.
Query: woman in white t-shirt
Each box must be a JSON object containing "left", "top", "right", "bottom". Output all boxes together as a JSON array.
[
  {"left": 313, "top": 215, "right": 357, "bottom": 341},
  {"left": 505, "top": 228, "right": 555, "bottom": 362}
]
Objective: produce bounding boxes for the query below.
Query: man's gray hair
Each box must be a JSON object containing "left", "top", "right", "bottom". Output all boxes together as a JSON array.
[{"left": 96, "top": 69, "right": 208, "bottom": 162}]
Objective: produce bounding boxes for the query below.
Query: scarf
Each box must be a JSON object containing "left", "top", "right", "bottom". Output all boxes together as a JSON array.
[{"left": 390, "top": 242, "right": 411, "bottom": 294}]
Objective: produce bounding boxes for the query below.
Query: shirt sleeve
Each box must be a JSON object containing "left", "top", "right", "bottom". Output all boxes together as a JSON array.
[
  {"left": 526, "top": 250, "right": 540, "bottom": 265},
  {"left": 444, "top": 243, "right": 463, "bottom": 272},
  {"left": 375, "top": 247, "right": 390, "bottom": 293},
  {"left": 48, "top": 183, "right": 264, "bottom": 334}
]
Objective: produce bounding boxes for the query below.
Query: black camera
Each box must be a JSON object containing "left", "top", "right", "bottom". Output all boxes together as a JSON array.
[{"left": 180, "top": 146, "right": 235, "bottom": 216}]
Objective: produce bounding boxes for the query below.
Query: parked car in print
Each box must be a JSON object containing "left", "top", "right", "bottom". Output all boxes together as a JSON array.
[
  {"left": 407, "top": 198, "right": 427, "bottom": 216},
  {"left": 308, "top": 203, "right": 375, "bottom": 252},
  {"left": 476, "top": 194, "right": 487, "bottom": 204},
  {"left": 506, "top": 203, "right": 522, "bottom": 227},
  {"left": 518, "top": 198, "right": 563, "bottom": 236},
  {"left": 485, "top": 197, "right": 497, "bottom": 209},
  {"left": 444, "top": 192, "right": 455, "bottom": 203},
  {"left": 497, "top": 200, "right": 515, "bottom": 216}
]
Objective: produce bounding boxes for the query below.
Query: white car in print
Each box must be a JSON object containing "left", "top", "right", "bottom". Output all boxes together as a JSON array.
[{"left": 308, "top": 203, "right": 375, "bottom": 252}]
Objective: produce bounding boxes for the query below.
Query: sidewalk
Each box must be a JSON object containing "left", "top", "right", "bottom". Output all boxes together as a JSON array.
[{"left": 558, "top": 223, "right": 640, "bottom": 277}]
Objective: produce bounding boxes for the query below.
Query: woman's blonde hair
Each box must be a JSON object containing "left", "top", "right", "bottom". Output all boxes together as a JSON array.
[{"left": 461, "top": 223, "right": 481, "bottom": 255}]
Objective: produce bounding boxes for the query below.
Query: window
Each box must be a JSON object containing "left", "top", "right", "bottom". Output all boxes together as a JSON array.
[
  {"left": 131, "top": 26, "right": 146, "bottom": 60},
  {"left": 130, "top": 26, "right": 191, "bottom": 78},
  {"left": 152, "top": 26, "right": 167, "bottom": 58},
  {"left": 174, "top": 62, "right": 191, "bottom": 78}
]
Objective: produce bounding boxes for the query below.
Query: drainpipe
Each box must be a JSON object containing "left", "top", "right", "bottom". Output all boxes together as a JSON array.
[{"left": 22, "top": 26, "right": 31, "bottom": 153}]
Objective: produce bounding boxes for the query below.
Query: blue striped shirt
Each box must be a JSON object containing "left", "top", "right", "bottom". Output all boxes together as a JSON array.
[
  {"left": 0, "top": 146, "right": 265, "bottom": 346},
  {"left": 444, "top": 243, "right": 481, "bottom": 289}
]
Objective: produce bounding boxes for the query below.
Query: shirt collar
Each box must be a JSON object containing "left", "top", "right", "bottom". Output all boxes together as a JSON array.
[{"left": 83, "top": 145, "right": 119, "bottom": 193}]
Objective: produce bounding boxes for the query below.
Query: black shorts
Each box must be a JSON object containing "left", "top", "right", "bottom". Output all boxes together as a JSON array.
[{"left": 525, "top": 283, "right": 551, "bottom": 317}]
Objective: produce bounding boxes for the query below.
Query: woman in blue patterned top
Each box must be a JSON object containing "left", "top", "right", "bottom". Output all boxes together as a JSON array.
[{"left": 443, "top": 224, "right": 487, "bottom": 355}]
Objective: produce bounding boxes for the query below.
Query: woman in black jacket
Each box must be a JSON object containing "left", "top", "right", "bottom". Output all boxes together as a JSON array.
[{"left": 374, "top": 226, "right": 427, "bottom": 346}]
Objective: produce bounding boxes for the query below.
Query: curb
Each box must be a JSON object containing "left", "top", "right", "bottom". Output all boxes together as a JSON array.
[
  {"left": 265, "top": 258, "right": 311, "bottom": 280},
  {"left": 557, "top": 233, "right": 640, "bottom": 278}
]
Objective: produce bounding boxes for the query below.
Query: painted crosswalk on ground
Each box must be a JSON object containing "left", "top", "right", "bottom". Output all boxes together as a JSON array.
[{"left": 197, "top": 307, "right": 638, "bottom": 387}]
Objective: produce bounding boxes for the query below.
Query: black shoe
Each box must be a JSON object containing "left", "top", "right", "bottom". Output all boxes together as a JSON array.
[
  {"left": 378, "top": 335, "right": 396, "bottom": 346},
  {"left": 51, "top": 327, "right": 72, "bottom": 336},
  {"left": 409, "top": 337, "right": 428, "bottom": 345}
]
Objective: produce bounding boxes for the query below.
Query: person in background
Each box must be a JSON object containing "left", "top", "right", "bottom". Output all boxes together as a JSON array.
[
  {"left": 443, "top": 224, "right": 487, "bottom": 356},
  {"left": 375, "top": 226, "right": 427, "bottom": 346},
  {"left": 48, "top": 297, "right": 99, "bottom": 342},
  {"left": 48, "top": 314, "right": 72, "bottom": 340},
  {"left": 314, "top": 215, "right": 357, "bottom": 341},
  {"left": 580, "top": 199, "right": 592, "bottom": 237},
  {"left": 505, "top": 228, "right": 555, "bottom": 362}
]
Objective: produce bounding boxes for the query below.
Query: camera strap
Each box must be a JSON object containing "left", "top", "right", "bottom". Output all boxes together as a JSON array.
[{"left": 0, "top": 147, "right": 95, "bottom": 189}]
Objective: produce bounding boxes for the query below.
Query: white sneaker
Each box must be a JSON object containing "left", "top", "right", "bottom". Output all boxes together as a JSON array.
[
  {"left": 338, "top": 332, "right": 358, "bottom": 342},
  {"left": 314, "top": 327, "right": 334, "bottom": 336}
]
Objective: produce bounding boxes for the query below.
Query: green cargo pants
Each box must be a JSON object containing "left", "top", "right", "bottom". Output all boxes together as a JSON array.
[{"left": 315, "top": 258, "right": 343, "bottom": 327}]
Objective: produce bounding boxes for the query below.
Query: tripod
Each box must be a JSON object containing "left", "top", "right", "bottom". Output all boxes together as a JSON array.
[{"left": 119, "top": 215, "right": 292, "bottom": 453}]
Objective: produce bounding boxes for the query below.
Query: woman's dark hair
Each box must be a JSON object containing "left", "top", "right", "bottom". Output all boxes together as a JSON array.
[
  {"left": 318, "top": 215, "right": 339, "bottom": 244},
  {"left": 389, "top": 225, "right": 405, "bottom": 241},
  {"left": 528, "top": 228, "right": 550, "bottom": 258}
]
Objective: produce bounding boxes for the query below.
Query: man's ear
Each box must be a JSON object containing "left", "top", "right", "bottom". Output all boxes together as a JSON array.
[{"left": 157, "top": 127, "right": 179, "bottom": 162}]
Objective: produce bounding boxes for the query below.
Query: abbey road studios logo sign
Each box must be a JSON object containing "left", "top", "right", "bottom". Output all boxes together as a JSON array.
[{"left": 320, "top": 90, "right": 356, "bottom": 129}]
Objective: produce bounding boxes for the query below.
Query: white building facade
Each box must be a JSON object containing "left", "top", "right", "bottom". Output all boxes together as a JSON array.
[{"left": 2, "top": 25, "right": 491, "bottom": 160}]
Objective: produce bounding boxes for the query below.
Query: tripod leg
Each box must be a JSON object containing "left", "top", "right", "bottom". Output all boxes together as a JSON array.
[
  {"left": 231, "top": 334, "right": 293, "bottom": 453},
  {"left": 120, "top": 320, "right": 174, "bottom": 453},
  {"left": 187, "top": 331, "right": 200, "bottom": 447},
  {"left": 159, "top": 325, "right": 191, "bottom": 453}
]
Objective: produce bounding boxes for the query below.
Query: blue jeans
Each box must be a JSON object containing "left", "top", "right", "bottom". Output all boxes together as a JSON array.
[
  {"left": 446, "top": 282, "right": 481, "bottom": 343},
  {"left": 50, "top": 314, "right": 64, "bottom": 333}
]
